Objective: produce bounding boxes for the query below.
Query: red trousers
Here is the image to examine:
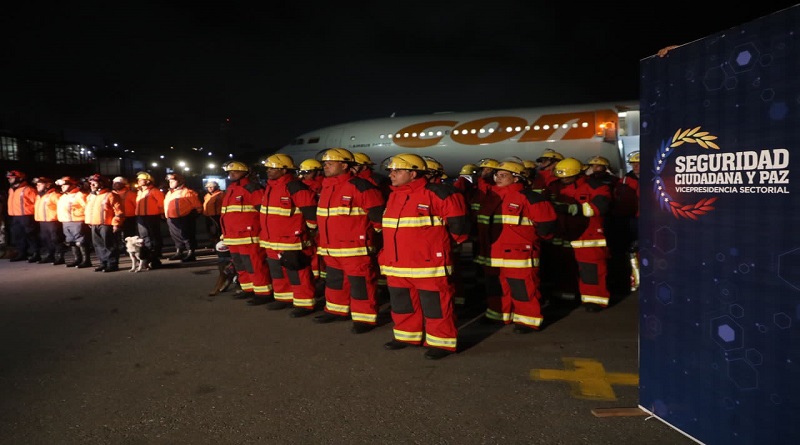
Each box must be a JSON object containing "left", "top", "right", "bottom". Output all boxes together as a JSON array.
[
  {"left": 386, "top": 275, "right": 458, "bottom": 351},
  {"left": 485, "top": 266, "right": 544, "bottom": 329},
  {"left": 321, "top": 255, "right": 379, "bottom": 323},
  {"left": 265, "top": 249, "right": 316, "bottom": 309},
  {"left": 229, "top": 243, "right": 272, "bottom": 296}
]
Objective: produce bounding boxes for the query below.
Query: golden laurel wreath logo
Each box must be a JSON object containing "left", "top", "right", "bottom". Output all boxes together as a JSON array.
[{"left": 653, "top": 127, "right": 719, "bottom": 220}]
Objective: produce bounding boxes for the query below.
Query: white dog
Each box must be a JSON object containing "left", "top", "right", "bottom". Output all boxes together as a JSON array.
[{"left": 124, "top": 236, "right": 150, "bottom": 272}]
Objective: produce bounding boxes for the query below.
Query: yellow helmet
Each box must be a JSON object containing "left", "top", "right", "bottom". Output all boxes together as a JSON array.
[
  {"left": 459, "top": 163, "right": 478, "bottom": 175},
  {"left": 522, "top": 160, "right": 537, "bottom": 170},
  {"left": 222, "top": 161, "right": 249, "bottom": 172},
  {"left": 136, "top": 171, "right": 153, "bottom": 181},
  {"left": 495, "top": 161, "right": 527, "bottom": 176},
  {"left": 319, "top": 148, "right": 355, "bottom": 162},
  {"left": 477, "top": 158, "right": 499, "bottom": 169},
  {"left": 384, "top": 153, "right": 428, "bottom": 171},
  {"left": 554, "top": 158, "right": 584, "bottom": 178},
  {"left": 423, "top": 156, "right": 444, "bottom": 174},
  {"left": 299, "top": 159, "right": 322, "bottom": 171},
  {"left": 264, "top": 153, "right": 296, "bottom": 169},
  {"left": 628, "top": 151, "right": 640, "bottom": 163},
  {"left": 353, "top": 152, "right": 375, "bottom": 166},
  {"left": 537, "top": 149, "right": 564, "bottom": 161},
  {"left": 587, "top": 156, "right": 610, "bottom": 166}
]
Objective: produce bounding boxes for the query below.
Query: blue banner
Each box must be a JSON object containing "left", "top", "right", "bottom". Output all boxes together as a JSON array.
[{"left": 638, "top": 5, "right": 800, "bottom": 444}]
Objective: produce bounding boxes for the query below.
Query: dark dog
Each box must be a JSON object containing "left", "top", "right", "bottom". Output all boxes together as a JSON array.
[{"left": 209, "top": 241, "right": 237, "bottom": 296}]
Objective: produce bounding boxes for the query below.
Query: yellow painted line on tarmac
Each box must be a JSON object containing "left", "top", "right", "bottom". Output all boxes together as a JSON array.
[{"left": 530, "top": 357, "right": 639, "bottom": 401}]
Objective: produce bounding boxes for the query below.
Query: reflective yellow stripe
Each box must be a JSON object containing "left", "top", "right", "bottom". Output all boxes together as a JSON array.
[
  {"left": 225, "top": 236, "right": 259, "bottom": 245},
  {"left": 494, "top": 215, "right": 533, "bottom": 225},
  {"left": 274, "top": 291, "right": 293, "bottom": 301},
  {"left": 425, "top": 333, "right": 457, "bottom": 349},
  {"left": 221, "top": 205, "right": 258, "bottom": 213},
  {"left": 240, "top": 282, "right": 254, "bottom": 291},
  {"left": 382, "top": 216, "right": 444, "bottom": 227},
  {"left": 318, "top": 207, "right": 366, "bottom": 217},
  {"left": 380, "top": 265, "right": 451, "bottom": 278},
  {"left": 474, "top": 256, "right": 539, "bottom": 268},
  {"left": 318, "top": 246, "right": 370, "bottom": 257},
  {"left": 260, "top": 240, "right": 304, "bottom": 250},
  {"left": 325, "top": 301, "right": 349, "bottom": 314},
  {"left": 306, "top": 222, "right": 318, "bottom": 229},
  {"left": 252, "top": 284, "right": 273, "bottom": 294},
  {"left": 512, "top": 313, "right": 542, "bottom": 327},
  {"left": 394, "top": 329, "right": 423, "bottom": 343},
  {"left": 582, "top": 294, "right": 609, "bottom": 305},
  {"left": 485, "top": 308, "right": 511, "bottom": 322},
  {"left": 293, "top": 297, "right": 314, "bottom": 308},
  {"left": 470, "top": 203, "right": 481, "bottom": 211},
  {"left": 570, "top": 239, "right": 607, "bottom": 248},
  {"left": 351, "top": 311, "right": 377, "bottom": 323}
]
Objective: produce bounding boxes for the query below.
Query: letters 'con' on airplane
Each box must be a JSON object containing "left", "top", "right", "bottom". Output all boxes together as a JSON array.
[{"left": 279, "top": 101, "right": 641, "bottom": 177}]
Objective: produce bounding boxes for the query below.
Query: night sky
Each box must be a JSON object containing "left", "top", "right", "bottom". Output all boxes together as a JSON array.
[{"left": 3, "top": 1, "right": 798, "bottom": 154}]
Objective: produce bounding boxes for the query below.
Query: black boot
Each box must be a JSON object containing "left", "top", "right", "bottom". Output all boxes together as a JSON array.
[
  {"left": 65, "top": 246, "right": 81, "bottom": 267},
  {"left": 27, "top": 254, "right": 41, "bottom": 263},
  {"left": 167, "top": 250, "right": 184, "bottom": 261},
  {"left": 180, "top": 250, "right": 196, "bottom": 262},
  {"left": 53, "top": 250, "right": 65, "bottom": 265},
  {"left": 38, "top": 254, "right": 55, "bottom": 264},
  {"left": 76, "top": 246, "right": 92, "bottom": 268}
]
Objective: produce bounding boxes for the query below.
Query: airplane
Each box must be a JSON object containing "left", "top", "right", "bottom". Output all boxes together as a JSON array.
[{"left": 279, "top": 101, "right": 640, "bottom": 177}]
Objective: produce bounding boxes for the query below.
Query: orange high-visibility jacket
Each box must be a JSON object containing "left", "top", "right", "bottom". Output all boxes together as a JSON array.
[
  {"left": 113, "top": 188, "right": 137, "bottom": 217},
  {"left": 34, "top": 189, "right": 61, "bottom": 222},
  {"left": 85, "top": 190, "right": 124, "bottom": 226},
  {"left": 203, "top": 190, "right": 223, "bottom": 216},
  {"left": 57, "top": 190, "right": 88, "bottom": 222},
  {"left": 164, "top": 186, "right": 202, "bottom": 218},
  {"left": 8, "top": 183, "right": 36, "bottom": 216},
  {"left": 136, "top": 185, "right": 165, "bottom": 216}
]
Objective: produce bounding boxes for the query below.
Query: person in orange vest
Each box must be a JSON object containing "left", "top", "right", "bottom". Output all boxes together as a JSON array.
[
  {"left": 202, "top": 180, "right": 223, "bottom": 249},
  {"left": 85, "top": 174, "right": 125, "bottom": 272},
  {"left": 112, "top": 176, "right": 138, "bottom": 241},
  {"left": 545, "top": 158, "right": 613, "bottom": 312},
  {"left": 164, "top": 172, "right": 203, "bottom": 262},
  {"left": 474, "top": 161, "right": 557, "bottom": 332},
  {"left": 314, "top": 148, "right": 385, "bottom": 332},
  {"left": 379, "top": 153, "right": 469, "bottom": 360},
  {"left": 258, "top": 154, "right": 319, "bottom": 317},
  {"left": 33, "top": 177, "right": 66, "bottom": 265},
  {"left": 56, "top": 176, "right": 91, "bottom": 268},
  {"left": 6, "top": 170, "right": 39, "bottom": 262},
  {"left": 135, "top": 171, "right": 165, "bottom": 268},
  {"left": 220, "top": 161, "right": 273, "bottom": 304}
]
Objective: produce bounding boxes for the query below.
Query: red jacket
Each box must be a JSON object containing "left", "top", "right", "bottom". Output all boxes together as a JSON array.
[
  {"left": 379, "top": 177, "right": 468, "bottom": 278},
  {"left": 136, "top": 185, "right": 165, "bottom": 216},
  {"left": 302, "top": 176, "right": 324, "bottom": 197},
  {"left": 220, "top": 176, "right": 264, "bottom": 246},
  {"left": 612, "top": 172, "right": 639, "bottom": 218},
  {"left": 316, "top": 172, "right": 384, "bottom": 257},
  {"left": 546, "top": 175, "right": 611, "bottom": 245},
  {"left": 259, "top": 173, "right": 317, "bottom": 251},
  {"left": 113, "top": 187, "right": 137, "bottom": 217},
  {"left": 475, "top": 182, "right": 557, "bottom": 268}
]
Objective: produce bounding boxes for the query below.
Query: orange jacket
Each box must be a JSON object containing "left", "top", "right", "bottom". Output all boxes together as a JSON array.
[
  {"left": 113, "top": 187, "right": 137, "bottom": 217},
  {"left": 57, "top": 189, "right": 88, "bottom": 222},
  {"left": 85, "top": 190, "right": 124, "bottom": 226},
  {"left": 203, "top": 190, "right": 223, "bottom": 216},
  {"left": 136, "top": 185, "right": 165, "bottom": 216},
  {"left": 7, "top": 183, "right": 36, "bottom": 216},
  {"left": 164, "top": 186, "right": 202, "bottom": 218},
  {"left": 34, "top": 189, "right": 61, "bottom": 222}
]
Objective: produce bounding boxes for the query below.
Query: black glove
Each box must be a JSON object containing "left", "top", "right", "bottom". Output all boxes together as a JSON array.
[{"left": 279, "top": 250, "right": 307, "bottom": 270}]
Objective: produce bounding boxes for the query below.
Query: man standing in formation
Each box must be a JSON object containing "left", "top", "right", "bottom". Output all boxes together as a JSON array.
[
  {"left": 220, "top": 161, "right": 273, "bottom": 304},
  {"left": 202, "top": 180, "right": 223, "bottom": 249},
  {"left": 135, "top": 171, "right": 165, "bottom": 268},
  {"left": 56, "top": 176, "right": 91, "bottom": 268},
  {"left": 258, "top": 154, "right": 318, "bottom": 317},
  {"left": 379, "top": 153, "right": 469, "bottom": 360},
  {"left": 112, "top": 176, "right": 138, "bottom": 242},
  {"left": 33, "top": 177, "right": 65, "bottom": 264},
  {"left": 6, "top": 170, "right": 38, "bottom": 262},
  {"left": 314, "top": 148, "right": 385, "bottom": 333},
  {"left": 85, "top": 174, "right": 124, "bottom": 272},
  {"left": 164, "top": 172, "right": 203, "bottom": 262}
]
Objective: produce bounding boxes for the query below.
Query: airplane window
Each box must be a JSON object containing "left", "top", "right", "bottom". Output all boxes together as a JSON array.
[
  {"left": 388, "top": 134, "right": 393, "bottom": 139},
  {"left": 470, "top": 129, "right": 477, "bottom": 134},
  {"left": 428, "top": 131, "right": 434, "bottom": 136},
  {"left": 572, "top": 123, "right": 579, "bottom": 128},
  {"left": 453, "top": 130, "right": 460, "bottom": 135},
  {"left": 533, "top": 125, "right": 541, "bottom": 130},
  {"left": 505, "top": 126, "right": 513, "bottom": 132},
  {"left": 581, "top": 122, "right": 589, "bottom": 128},
  {"left": 479, "top": 129, "right": 486, "bottom": 134},
  {"left": 543, "top": 125, "right": 550, "bottom": 130},
  {"left": 487, "top": 128, "right": 494, "bottom": 133},
  {"left": 436, "top": 131, "right": 442, "bottom": 136},
  {"left": 309, "top": 137, "right": 319, "bottom": 143},
  {"left": 515, "top": 126, "right": 522, "bottom": 132},
  {"left": 396, "top": 133, "right": 402, "bottom": 138},
  {"left": 350, "top": 136, "right": 356, "bottom": 141},
  {"left": 412, "top": 133, "right": 418, "bottom": 137},
  {"left": 403, "top": 133, "right": 409, "bottom": 138},
  {"left": 525, "top": 126, "right": 531, "bottom": 131},
  {"left": 380, "top": 134, "right": 385, "bottom": 139}
]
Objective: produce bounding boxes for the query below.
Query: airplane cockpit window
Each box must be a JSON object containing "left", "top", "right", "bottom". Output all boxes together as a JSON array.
[{"left": 308, "top": 137, "right": 320, "bottom": 144}]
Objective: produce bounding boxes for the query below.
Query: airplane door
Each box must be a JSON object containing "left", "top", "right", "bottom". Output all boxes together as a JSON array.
[{"left": 325, "top": 128, "right": 345, "bottom": 148}]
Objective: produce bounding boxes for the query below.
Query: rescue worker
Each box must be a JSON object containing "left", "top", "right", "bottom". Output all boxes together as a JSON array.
[
  {"left": 135, "top": 171, "right": 165, "bottom": 268},
  {"left": 164, "top": 172, "right": 203, "bottom": 262},
  {"left": 535, "top": 149, "right": 564, "bottom": 186},
  {"left": 523, "top": 160, "right": 547, "bottom": 193},
  {"left": 379, "top": 153, "right": 469, "bottom": 360},
  {"left": 297, "top": 159, "right": 324, "bottom": 196},
  {"left": 586, "top": 156, "right": 619, "bottom": 190},
  {"left": 85, "top": 174, "right": 124, "bottom": 272},
  {"left": 546, "top": 157, "right": 612, "bottom": 312},
  {"left": 352, "top": 152, "right": 390, "bottom": 199},
  {"left": 422, "top": 156, "right": 446, "bottom": 185},
  {"left": 608, "top": 151, "right": 640, "bottom": 291},
  {"left": 474, "top": 161, "right": 557, "bottom": 332},
  {"left": 258, "top": 154, "right": 319, "bottom": 317},
  {"left": 314, "top": 148, "right": 385, "bottom": 333},
  {"left": 220, "top": 161, "right": 273, "bottom": 304},
  {"left": 56, "top": 176, "right": 91, "bottom": 268},
  {"left": 6, "top": 170, "right": 39, "bottom": 262},
  {"left": 33, "top": 177, "right": 66, "bottom": 264},
  {"left": 452, "top": 163, "right": 477, "bottom": 195},
  {"left": 202, "top": 180, "right": 223, "bottom": 248},
  {"left": 112, "top": 176, "right": 138, "bottom": 241}
]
